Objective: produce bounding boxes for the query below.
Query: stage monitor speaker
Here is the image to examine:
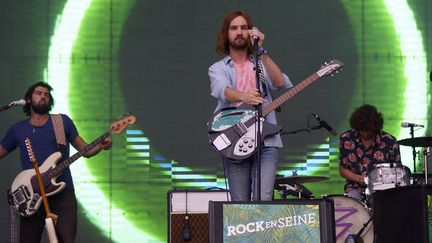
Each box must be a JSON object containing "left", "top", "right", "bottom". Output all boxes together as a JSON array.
[
  {"left": 168, "top": 189, "right": 230, "bottom": 243},
  {"left": 372, "top": 184, "right": 432, "bottom": 243},
  {"left": 209, "top": 199, "right": 335, "bottom": 243}
]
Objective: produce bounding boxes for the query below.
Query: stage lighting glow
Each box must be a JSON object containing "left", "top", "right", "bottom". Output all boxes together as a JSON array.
[{"left": 41, "top": 0, "right": 429, "bottom": 242}]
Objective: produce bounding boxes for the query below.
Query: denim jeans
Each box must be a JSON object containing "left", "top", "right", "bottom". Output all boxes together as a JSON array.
[
  {"left": 346, "top": 190, "right": 366, "bottom": 202},
  {"left": 223, "top": 147, "right": 278, "bottom": 201},
  {"left": 20, "top": 189, "right": 77, "bottom": 243}
]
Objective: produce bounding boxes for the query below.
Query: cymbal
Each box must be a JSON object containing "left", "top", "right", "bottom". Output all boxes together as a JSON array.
[
  {"left": 275, "top": 175, "right": 329, "bottom": 185},
  {"left": 398, "top": 137, "right": 432, "bottom": 147}
]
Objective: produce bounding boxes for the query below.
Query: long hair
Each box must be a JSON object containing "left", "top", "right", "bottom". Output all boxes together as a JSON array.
[
  {"left": 23, "top": 82, "right": 54, "bottom": 116},
  {"left": 349, "top": 104, "right": 384, "bottom": 135},
  {"left": 216, "top": 10, "right": 254, "bottom": 56}
]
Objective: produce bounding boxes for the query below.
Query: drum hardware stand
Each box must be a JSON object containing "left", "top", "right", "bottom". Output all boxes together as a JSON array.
[
  {"left": 356, "top": 216, "right": 373, "bottom": 239},
  {"left": 423, "top": 147, "right": 430, "bottom": 184},
  {"left": 279, "top": 184, "right": 298, "bottom": 199},
  {"left": 408, "top": 126, "right": 421, "bottom": 173},
  {"left": 278, "top": 183, "right": 313, "bottom": 199},
  {"left": 344, "top": 214, "right": 373, "bottom": 242}
]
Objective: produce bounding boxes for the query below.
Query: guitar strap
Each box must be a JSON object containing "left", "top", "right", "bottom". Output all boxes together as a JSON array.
[
  {"left": 51, "top": 114, "right": 67, "bottom": 156},
  {"left": 257, "top": 60, "right": 281, "bottom": 112},
  {"left": 257, "top": 60, "right": 268, "bottom": 97}
]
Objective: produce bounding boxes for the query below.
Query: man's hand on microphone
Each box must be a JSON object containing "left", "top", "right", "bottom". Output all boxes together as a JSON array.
[{"left": 248, "top": 27, "right": 264, "bottom": 47}]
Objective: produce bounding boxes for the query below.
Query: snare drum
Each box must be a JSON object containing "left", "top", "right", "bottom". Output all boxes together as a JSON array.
[
  {"left": 327, "top": 195, "right": 373, "bottom": 243},
  {"left": 365, "top": 163, "right": 411, "bottom": 195}
]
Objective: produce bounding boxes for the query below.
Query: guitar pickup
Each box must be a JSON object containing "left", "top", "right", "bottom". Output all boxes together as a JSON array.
[
  {"left": 212, "top": 133, "right": 231, "bottom": 151},
  {"left": 233, "top": 122, "right": 248, "bottom": 136}
]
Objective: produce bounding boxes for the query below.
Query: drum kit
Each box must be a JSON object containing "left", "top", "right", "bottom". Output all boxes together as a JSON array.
[
  {"left": 398, "top": 136, "right": 432, "bottom": 184},
  {"left": 274, "top": 173, "right": 374, "bottom": 243},
  {"left": 273, "top": 136, "right": 432, "bottom": 243}
]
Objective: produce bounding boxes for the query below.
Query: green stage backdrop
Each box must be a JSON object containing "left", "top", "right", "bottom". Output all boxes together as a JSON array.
[{"left": 0, "top": 0, "right": 430, "bottom": 242}]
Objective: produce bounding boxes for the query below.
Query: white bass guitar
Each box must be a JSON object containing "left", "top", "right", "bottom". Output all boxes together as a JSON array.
[{"left": 8, "top": 115, "right": 136, "bottom": 217}]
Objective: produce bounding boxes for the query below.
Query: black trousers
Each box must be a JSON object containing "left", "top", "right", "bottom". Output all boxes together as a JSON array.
[{"left": 20, "top": 189, "right": 77, "bottom": 243}]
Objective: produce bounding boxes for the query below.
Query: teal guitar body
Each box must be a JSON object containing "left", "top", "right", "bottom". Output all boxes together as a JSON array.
[{"left": 208, "top": 104, "right": 282, "bottom": 161}]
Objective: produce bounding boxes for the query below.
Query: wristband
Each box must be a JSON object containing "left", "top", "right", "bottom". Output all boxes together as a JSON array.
[{"left": 257, "top": 47, "right": 268, "bottom": 56}]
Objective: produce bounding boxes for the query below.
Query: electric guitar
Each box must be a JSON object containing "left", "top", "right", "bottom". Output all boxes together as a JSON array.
[
  {"left": 8, "top": 115, "right": 136, "bottom": 217},
  {"left": 208, "top": 59, "right": 343, "bottom": 161}
]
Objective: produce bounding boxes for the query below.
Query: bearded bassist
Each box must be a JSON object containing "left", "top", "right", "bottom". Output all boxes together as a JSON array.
[{"left": 0, "top": 82, "right": 112, "bottom": 243}]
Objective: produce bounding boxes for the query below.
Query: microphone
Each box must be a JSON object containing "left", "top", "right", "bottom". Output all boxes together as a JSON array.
[
  {"left": 0, "top": 99, "right": 27, "bottom": 111},
  {"left": 312, "top": 113, "right": 337, "bottom": 136},
  {"left": 251, "top": 27, "right": 259, "bottom": 41},
  {"left": 10, "top": 99, "right": 26, "bottom": 106},
  {"left": 401, "top": 122, "right": 424, "bottom": 128}
]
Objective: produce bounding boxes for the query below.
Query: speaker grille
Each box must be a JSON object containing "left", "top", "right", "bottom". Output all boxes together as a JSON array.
[{"left": 170, "top": 213, "right": 209, "bottom": 243}]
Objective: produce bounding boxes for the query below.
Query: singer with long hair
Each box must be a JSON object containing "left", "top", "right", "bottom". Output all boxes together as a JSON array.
[{"left": 208, "top": 11, "right": 293, "bottom": 201}]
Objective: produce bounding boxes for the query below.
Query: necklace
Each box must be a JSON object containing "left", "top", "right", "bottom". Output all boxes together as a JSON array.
[{"left": 29, "top": 115, "right": 49, "bottom": 133}]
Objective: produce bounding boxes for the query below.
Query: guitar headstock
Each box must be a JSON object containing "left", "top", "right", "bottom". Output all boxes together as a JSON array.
[
  {"left": 24, "top": 138, "right": 37, "bottom": 163},
  {"left": 317, "top": 59, "right": 344, "bottom": 77},
  {"left": 110, "top": 115, "right": 137, "bottom": 135}
]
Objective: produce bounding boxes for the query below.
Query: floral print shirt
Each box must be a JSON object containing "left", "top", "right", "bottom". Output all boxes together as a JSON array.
[{"left": 339, "top": 129, "right": 401, "bottom": 194}]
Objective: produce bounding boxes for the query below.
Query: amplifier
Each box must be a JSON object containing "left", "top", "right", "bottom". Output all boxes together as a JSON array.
[
  {"left": 373, "top": 184, "right": 432, "bottom": 242},
  {"left": 167, "top": 189, "right": 230, "bottom": 243}
]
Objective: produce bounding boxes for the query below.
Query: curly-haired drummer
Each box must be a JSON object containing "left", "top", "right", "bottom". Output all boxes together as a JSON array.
[{"left": 338, "top": 104, "right": 402, "bottom": 201}]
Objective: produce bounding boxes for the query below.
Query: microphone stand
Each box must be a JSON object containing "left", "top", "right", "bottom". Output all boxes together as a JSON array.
[
  {"left": 0, "top": 102, "right": 13, "bottom": 112},
  {"left": 253, "top": 37, "right": 263, "bottom": 201},
  {"left": 280, "top": 128, "right": 311, "bottom": 135},
  {"left": 281, "top": 124, "right": 323, "bottom": 136}
]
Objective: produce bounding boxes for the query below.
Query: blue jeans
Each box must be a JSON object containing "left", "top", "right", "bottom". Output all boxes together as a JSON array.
[
  {"left": 223, "top": 147, "right": 278, "bottom": 201},
  {"left": 346, "top": 190, "right": 366, "bottom": 202}
]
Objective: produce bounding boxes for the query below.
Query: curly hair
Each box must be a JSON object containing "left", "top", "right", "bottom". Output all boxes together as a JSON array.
[
  {"left": 349, "top": 104, "right": 383, "bottom": 135},
  {"left": 23, "top": 82, "right": 54, "bottom": 116},
  {"left": 216, "top": 10, "right": 254, "bottom": 56}
]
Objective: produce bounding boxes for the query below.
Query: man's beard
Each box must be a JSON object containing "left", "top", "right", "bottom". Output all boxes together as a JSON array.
[
  {"left": 31, "top": 102, "right": 50, "bottom": 114},
  {"left": 229, "top": 36, "right": 248, "bottom": 50}
]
